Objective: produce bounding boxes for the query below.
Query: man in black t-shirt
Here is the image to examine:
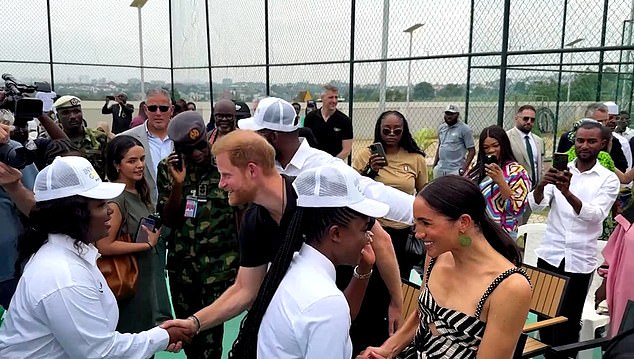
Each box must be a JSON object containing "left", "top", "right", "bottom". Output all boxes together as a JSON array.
[
  {"left": 303, "top": 84, "right": 353, "bottom": 159},
  {"left": 159, "top": 128, "right": 374, "bottom": 343}
]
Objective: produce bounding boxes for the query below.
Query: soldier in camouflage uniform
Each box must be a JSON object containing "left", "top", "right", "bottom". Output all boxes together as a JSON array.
[
  {"left": 53, "top": 95, "right": 108, "bottom": 180},
  {"left": 157, "top": 111, "right": 240, "bottom": 359}
]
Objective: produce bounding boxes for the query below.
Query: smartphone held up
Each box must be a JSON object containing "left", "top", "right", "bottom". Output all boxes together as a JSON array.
[{"left": 552, "top": 152, "right": 569, "bottom": 172}]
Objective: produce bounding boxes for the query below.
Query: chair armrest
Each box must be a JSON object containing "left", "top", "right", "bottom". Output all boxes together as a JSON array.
[
  {"left": 523, "top": 316, "right": 568, "bottom": 333},
  {"left": 549, "top": 337, "right": 610, "bottom": 355}
]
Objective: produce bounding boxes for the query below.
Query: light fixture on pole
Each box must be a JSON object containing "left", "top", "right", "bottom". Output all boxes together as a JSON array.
[
  {"left": 131, "top": 0, "right": 149, "bottom": 97},
  {"left": 403, "top": 23, "right": 424, "bottom": 114},
  {"left": 565, "top": 38, "right": 584, "bottom": 102}
]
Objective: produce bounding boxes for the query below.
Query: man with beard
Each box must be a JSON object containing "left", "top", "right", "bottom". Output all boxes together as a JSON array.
[
  {"left": 557, "top": 103, "right": 628, "bottom": 172},
  {"left": 529, "top": 120, "right": 619, "bottom": 356},
  {"left": 208, "top": 99, "right": 237, "bottom": 144},
  {"left": 160, "top": 98, "right": 413, "bottom": 348},
  {"left": 156, "top": 111, "right": 240, "bottom": 359},
  {"left": 53, "top": 96, "right": 108, "bottom": 180},
  {"left": 432, "top": 104, "right": 476, "bottom": 177},
  {"left": 507, "top": 105, "right": 544, "bottom": 224}
]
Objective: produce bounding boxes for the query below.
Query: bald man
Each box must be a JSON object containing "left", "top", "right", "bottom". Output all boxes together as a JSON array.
[{"left": 209, "top": 99, "right": 237, "bottom": 144}]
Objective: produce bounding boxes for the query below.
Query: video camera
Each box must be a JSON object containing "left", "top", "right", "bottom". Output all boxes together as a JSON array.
[
  {"left": 0, "top": 74, "right": 43, "bottom": 169},
  {"left": 1, "top": 74, "right": 44, "bottom": 128}
]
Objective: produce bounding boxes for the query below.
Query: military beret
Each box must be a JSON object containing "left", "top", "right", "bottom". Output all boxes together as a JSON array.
[
  {"left": 168, "top": 111, "right": 207, "bottom": 146},
  {"left": 54, "top": 95, "right": 82, "bottom": 110}
]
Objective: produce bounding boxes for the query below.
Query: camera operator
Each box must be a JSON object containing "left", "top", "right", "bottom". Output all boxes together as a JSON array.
[
  {"left": 54, "top": 95, "right": 108, "bottom": 180},
  {"left": 0, "top": 123, "right": 37, "bottom": 309},
  {"left": 102, "top": 92, "right": 134, "bottom": 135}
]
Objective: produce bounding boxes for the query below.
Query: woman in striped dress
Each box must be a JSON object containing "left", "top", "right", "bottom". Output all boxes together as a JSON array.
[{"left": 357, "top": 176, "right": 532, "bottom": 359}]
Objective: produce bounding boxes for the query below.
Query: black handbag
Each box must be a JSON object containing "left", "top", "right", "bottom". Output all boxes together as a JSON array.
[{"left": 404, "top": 227, "right": 424, "bottom": 257}]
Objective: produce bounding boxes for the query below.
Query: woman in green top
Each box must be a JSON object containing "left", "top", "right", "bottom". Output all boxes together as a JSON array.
[{"left": 96, "top": 135, "right": 162, "bottom": 334}]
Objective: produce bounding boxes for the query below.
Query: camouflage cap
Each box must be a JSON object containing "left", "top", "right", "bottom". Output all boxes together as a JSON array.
[
  {"left": 54, "top": 95, "right": 82, "bottom": 110},
  {"left": 168, "top": 111, "right": 207, "bottom": 146}
]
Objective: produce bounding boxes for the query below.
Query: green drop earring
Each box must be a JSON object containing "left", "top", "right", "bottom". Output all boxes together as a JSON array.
[{"left": 459, "top": 234, "right": 472, "bottom": 247}]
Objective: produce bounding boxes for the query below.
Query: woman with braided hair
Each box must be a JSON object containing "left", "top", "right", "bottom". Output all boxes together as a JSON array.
[{"left": 229, "top": 164, "right": 389, "bottom": 359}]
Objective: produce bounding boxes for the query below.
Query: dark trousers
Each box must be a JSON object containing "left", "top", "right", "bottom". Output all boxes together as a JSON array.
[
  {"left": 537, "top": 258, "right": 593, "bottom": 358},
  {"left": 384, "top": 226, "right": 423, "bottom": 280},
  {"left": 0, "top": 277, "right": 18, "bottom": 309},
  {"left": 169, "top": 274, "right": 230, "bottom": 359}
]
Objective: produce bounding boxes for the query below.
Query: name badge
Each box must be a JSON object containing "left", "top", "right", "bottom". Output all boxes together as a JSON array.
[{"left": 185, "top": 196, "right": 198, "bottom": 218}]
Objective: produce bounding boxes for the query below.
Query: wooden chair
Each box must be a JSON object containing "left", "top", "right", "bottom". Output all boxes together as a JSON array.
[
  {"left": 401, "top": 279, "right": 421, "bottom": 320},
  {"left": 513, "top": 264, "right": 570, "bottom": 358}
]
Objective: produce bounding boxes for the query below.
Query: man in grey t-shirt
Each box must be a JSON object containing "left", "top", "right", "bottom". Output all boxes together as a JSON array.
[{"left": 432, "top": 104, "right": 476, "bottom": 177}]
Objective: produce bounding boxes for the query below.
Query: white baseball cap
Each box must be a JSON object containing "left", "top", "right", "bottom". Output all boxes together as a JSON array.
[
  {"left": 34, "top": 156, "right": 125, "bottom": 202},
  {"left": 445, "top": 104, "right": 460, "bottom": 113},
  {"left": 238, "top": 97, "right": 299, "bottom": 132},
  {"left": 293, "top": 164, "right": 389, "bottom": 218},
  {"left": 604, "top": 101, "right": 619, "bottom": 115}
]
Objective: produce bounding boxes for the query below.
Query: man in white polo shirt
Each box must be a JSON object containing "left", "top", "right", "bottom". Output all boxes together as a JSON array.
[{"left": 529, "top": 120, "right": 619, "bottom": 354}]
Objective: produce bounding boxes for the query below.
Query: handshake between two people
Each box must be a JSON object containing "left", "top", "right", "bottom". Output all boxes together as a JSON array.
[{"left": 160, "top": 316, "right": 199, "bottom": 352}]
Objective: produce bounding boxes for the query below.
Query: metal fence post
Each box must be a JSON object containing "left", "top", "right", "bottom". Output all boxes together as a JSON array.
[
  {"left": 496, "top": 0, "right": 512, "bottom": 127},
  {"left": 46, "top": 0, "right": 55, "bottom": 90},
  {"left": 596, "top": 0, "right": 610, "bottom": 101},
  {"left": 553, "top": 0, "right": 569, "bottom": 157},
  {"left": 464, "top": 0, "right": 475, "bottom": 124},
  {"left": 204, "top": 0, "right": 214, "bottom": 103}
]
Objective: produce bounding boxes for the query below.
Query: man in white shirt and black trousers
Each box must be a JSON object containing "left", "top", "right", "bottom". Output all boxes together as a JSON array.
[{"left": 528, "top": 120, "right": 619, "bottom": 356}]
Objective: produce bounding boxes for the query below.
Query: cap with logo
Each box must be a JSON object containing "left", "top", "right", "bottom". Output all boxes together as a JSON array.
[
  {"left": 168, "top": 111, "right": 207, "bottom": 146},
  {"left": 445, "top": 104, "right": 460, "bottom": 113},
  {"left": 238, "top": 97, "right": 299, "bottom": 132},
  {"left": 233, "top": 100, "right": 251, "bottom": 120},
  {"left": 34, "top": 156, "right": 125, "bottom": 202},
  {"left": 293, "top": 164, "right": 389, "bottom": 218},
  {"left": 604, "top": 101, "right": 619, "bottom": 115},
  {"left": 54, "top": 95, "right": 82, "bottom": 110}
]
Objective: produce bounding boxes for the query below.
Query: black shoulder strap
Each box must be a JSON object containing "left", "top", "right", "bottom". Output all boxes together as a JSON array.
[
  {"left": 474, "top": 267, "right": 530, "bottom": 319},
  {"left": 424, "top": 257, "right": 437, "bottom": 289}
]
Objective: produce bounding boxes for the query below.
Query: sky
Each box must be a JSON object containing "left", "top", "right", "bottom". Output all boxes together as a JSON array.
[{"left": 1, "top": 0, "right": 633, "bottom": 86}]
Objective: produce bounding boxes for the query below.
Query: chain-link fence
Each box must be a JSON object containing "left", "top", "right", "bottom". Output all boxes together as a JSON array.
[{"left": 2, "top": 0, "right": 634, "bottom": 158}]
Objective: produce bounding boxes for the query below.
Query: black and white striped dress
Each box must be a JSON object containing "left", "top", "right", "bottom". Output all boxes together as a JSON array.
[{"left": 399, "top": 258, "right": 529, "bottom": 359}]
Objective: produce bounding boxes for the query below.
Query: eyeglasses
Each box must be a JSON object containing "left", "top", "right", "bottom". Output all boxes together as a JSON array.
[
  {"left": 381, "top": 128, "right": 403, "bottom": 136},
  {"left": 146, "top": 105, "right": 170, "bottom": 113},
  {"left": 520, "top": 116, "right": 536, "bottom": 122},
  {"left": 214, "top": 114, "right": 235, "bottom": 120}
]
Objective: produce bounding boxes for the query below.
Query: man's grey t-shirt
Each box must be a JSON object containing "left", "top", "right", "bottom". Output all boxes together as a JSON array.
[{"left": 436, "top": 121, "right": 475, "bottom": 171}]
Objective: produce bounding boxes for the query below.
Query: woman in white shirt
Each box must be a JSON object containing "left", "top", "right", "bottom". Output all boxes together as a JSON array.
[
  {"left": 0, "top": 156, "right": 190, "bottom": 359},
  {"left": 229, "top": 164, "right": 390, "bottom": 359}
]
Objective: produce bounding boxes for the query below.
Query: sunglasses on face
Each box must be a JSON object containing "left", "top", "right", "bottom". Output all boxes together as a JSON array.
[
  {"left": 382, "top": 128, "right": 403, "bottom": 136},
  {"left": 146, "top": 105, "right": 170, "bottom": 113},
  {"left": 521, "top": 116, "right": 536, "bottom": 122}
]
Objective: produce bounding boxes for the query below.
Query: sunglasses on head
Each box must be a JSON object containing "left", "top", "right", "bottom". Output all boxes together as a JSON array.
[
  {"left": 382, "top": 128, "right": 403, "bottom": 136},
  {"left": 146, "top": 105, "right": 170, "bottom": 113}
]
